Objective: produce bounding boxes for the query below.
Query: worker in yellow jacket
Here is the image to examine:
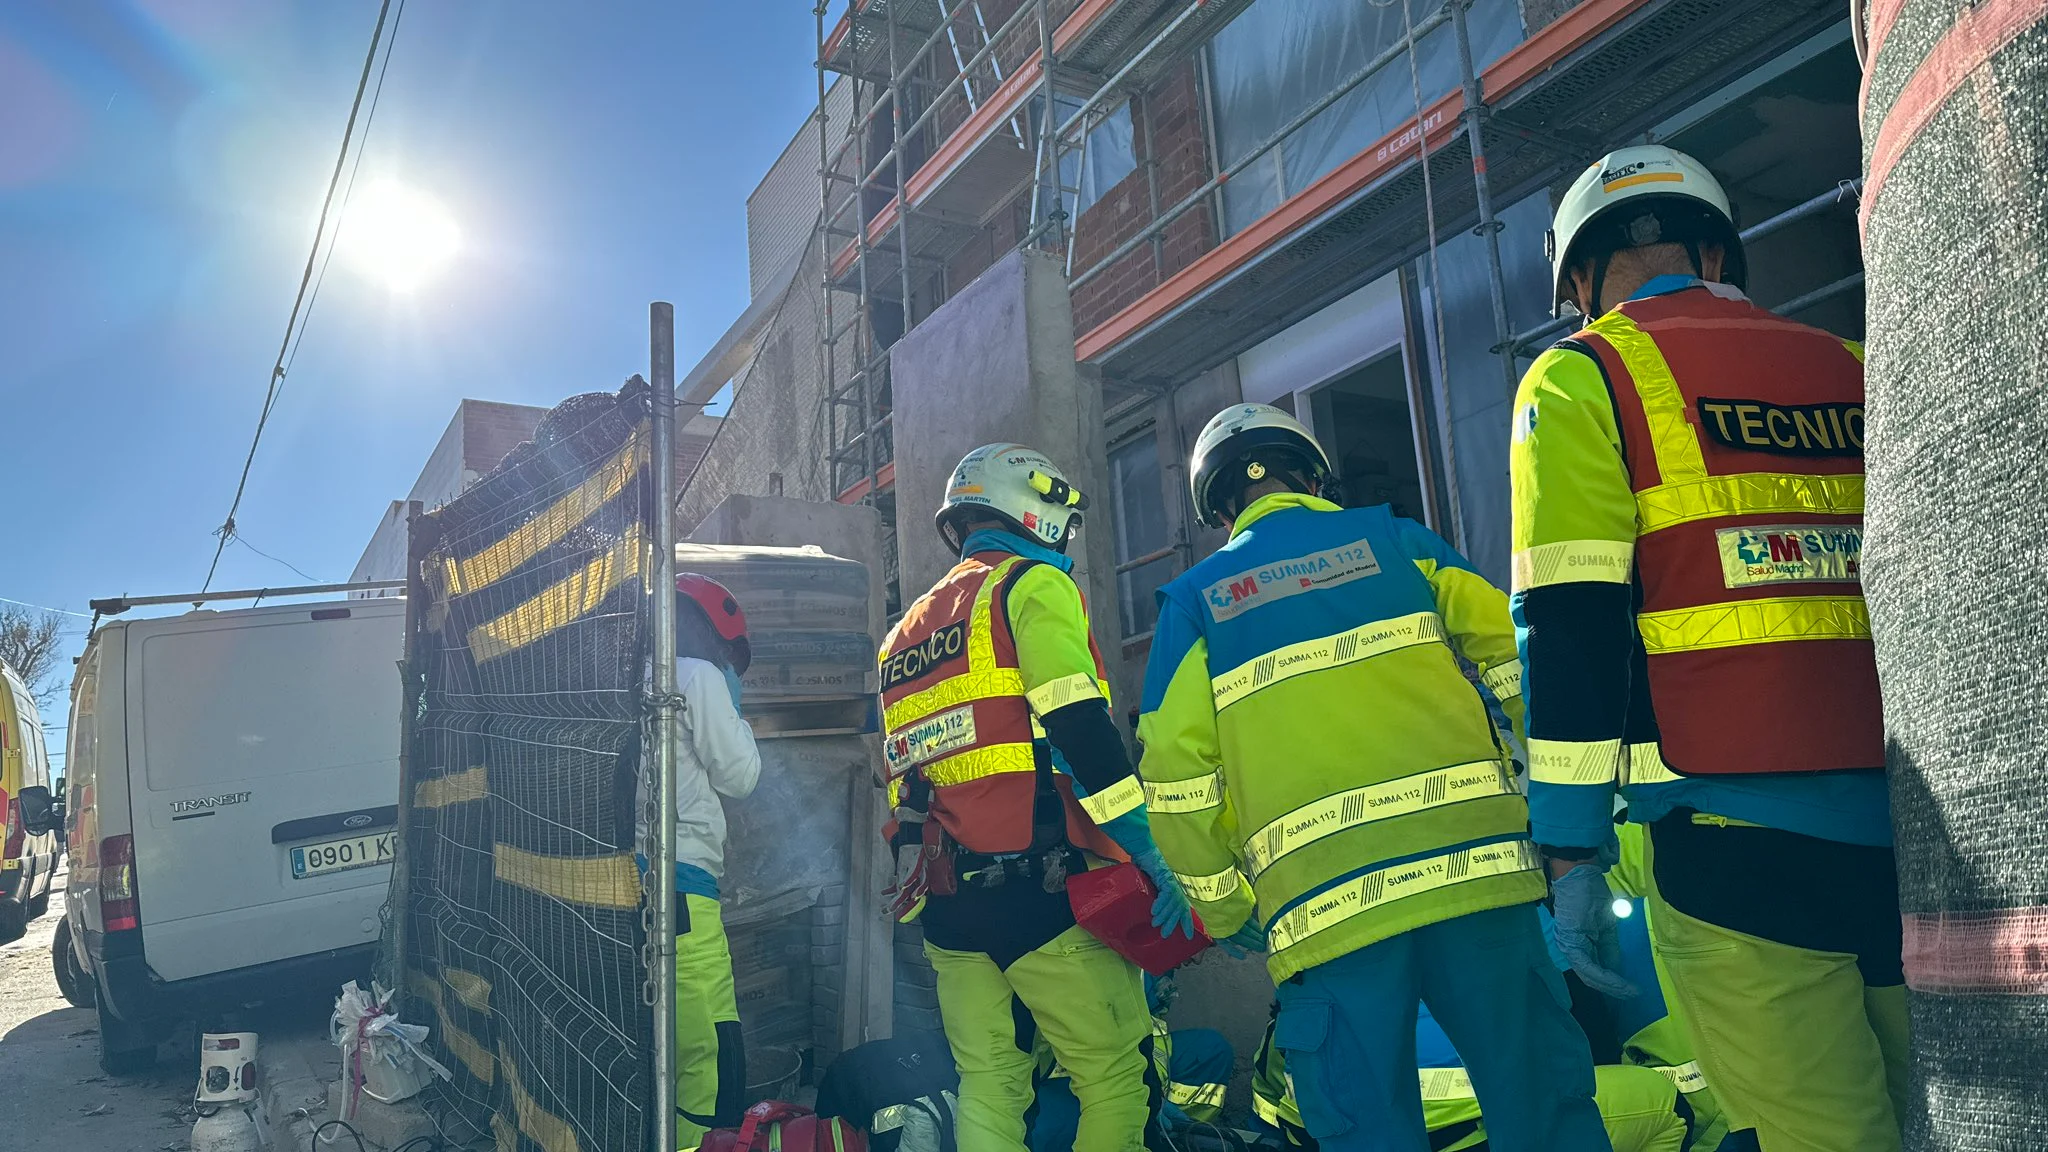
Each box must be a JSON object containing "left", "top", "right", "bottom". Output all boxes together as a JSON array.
[{"left": 878, "top": 444, "right": 1194, "bottom": 1152}]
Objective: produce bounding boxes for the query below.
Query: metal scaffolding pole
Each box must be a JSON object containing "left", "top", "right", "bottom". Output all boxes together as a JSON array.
[
  {"left": 817, "top": 3, "right": 842, "bottom": 503},
  {"left": 1026, "top": 0, "right": 1060, "bottom": 245},
  {"left": 647, "top": 302, "right": 681, "bottom": 1152},
  {"left": 1450, "top": 0, "right": 1519, "bottom": 399}
]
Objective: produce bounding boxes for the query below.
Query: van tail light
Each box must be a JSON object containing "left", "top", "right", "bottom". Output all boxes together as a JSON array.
[
  {"left": 102, "top": 834, "right": 140, "bottom": 932},
  {"left": 2, "top": 798, "right": 20, "bottom": 860}
]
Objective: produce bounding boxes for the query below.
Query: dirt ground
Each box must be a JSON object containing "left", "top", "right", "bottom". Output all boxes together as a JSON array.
[{"left": 0, "top": 878, "right": 195, "bottom": 1152}]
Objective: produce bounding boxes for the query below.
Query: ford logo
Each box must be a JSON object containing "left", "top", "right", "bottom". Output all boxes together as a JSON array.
[{"left": 342, "top": 814, "right": 375, "bottom": 829}]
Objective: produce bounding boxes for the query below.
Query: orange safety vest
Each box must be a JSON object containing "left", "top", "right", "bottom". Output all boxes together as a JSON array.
[
  {"left": 878, "top": 553, "right": 1124, "bottom": 859},
  {"left": 1572, "top": 285, "right": 1882, "bottom": 778}
]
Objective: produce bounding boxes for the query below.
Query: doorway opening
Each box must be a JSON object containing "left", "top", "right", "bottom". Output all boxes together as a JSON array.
[{"left": 1306, "top": 349, "right": 1429, "bottom": 522}]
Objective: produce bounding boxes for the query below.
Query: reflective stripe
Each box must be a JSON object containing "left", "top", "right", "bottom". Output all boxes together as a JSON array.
[
  {"left": 1144, "top": 772, "right": 1225, "bottom": 814},
  {"left": 882, "top": 556, "right": 1028, "bottom": 732},
  {"left": 467, "top": 523, "right": 645, "bottom": 664},
  {"left": 1269, "top": 840, "right": 1541, "bottom": 954},
  {"left": 1242, "top": 761, "right": 1517, "bottom": 877},
  {"left": 1592, "top": 312, "right": 1705, "bottom": 482},
  {"left": 1211, "top": 611, "right": 1448, "bottom": 710},
  {"left": 1512, "top": 539, "right": 1635, "bottom": 591},
  {"left": 1079, "top": 775, "right": 1145, "bottom": 824},
  {"left": 1027, "top": 671, "right": 1104, "bottom": 715},
  {"left": 1636, "top": 473, "right": 1864, "bottom": 535},
  {"left": 1418, "top": 1067, "right": 1476, "bottom": 1101},
  {"left": 1253, "top": 1092, "right": 1290, "bottom": 1128},
  {"left": 920, "top": 741, "right": 1037, "bottom": 787},
  {"left": 1624, "top": 742, "right": 1682, "bottom": 786},
  {"left": 884, "top": 668, "right": 1029, "bottom": 733},
  {"left": 871, "top": 1104, "right": 913, "bottom": 1133},
  {"left": 1637, "top": 595, "right": 1870, "bottom": 654},
  {"left": 1168, "top": 1081, "right": 1227, "bottom": 1109},
  {"left": 1481, "top": 659, "right": 1524, "bottom": 700},
  {"left": 415, "top": 765, "right": 488, "bottom": 809},
  {"left": 1527, "top": 739, "right": 1622, "bottom": 786},
  {"left": 438, "top": 424, "right": 644, "bottom": 597},
  {"left": 492, "top": 844, "right": 639, "bottom": 909},
  {"left": 1654, "top": 1061, "right": 1708, "bottom": 1095},
  {"left": 1175, "top": 866, "right": 1244, "bottom": 903}
]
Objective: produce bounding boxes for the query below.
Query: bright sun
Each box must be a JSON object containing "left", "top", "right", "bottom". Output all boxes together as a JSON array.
[{"left": 342, "top": 180, "right": 460, "bottom": 293}]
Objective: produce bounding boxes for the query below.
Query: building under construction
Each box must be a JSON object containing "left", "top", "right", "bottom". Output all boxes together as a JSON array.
[
  {"left": 686, "top": 0, "right": 1863, "bottom": 685},
  {"left": 660, "top": 0, "right": 1869, "bottom": 1068}
]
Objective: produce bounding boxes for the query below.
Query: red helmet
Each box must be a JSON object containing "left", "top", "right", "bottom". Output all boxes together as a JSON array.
[{"left": 675, "top": 573, "right": 751, "bottom": 673}]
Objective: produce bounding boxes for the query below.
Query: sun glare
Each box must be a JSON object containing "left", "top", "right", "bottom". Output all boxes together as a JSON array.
[{"left": 341, "top": 180, "right": 460, "bottom": 293}]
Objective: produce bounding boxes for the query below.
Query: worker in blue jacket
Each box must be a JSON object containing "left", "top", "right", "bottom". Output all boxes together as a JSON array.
[{"left": 1138, "top": 404, "right": 1608, "bottom": 1152}]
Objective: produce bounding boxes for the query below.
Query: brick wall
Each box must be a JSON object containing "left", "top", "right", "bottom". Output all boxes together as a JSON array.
[
  {"left": 1069, "top": 61, "right": 1216, "bottom": 336},
  {"left": 1519, "top": 0, "right": 1581, "bottom": 33}
]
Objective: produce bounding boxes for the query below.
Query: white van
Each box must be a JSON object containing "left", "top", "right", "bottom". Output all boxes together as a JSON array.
[{"left": 53, "top": 596, "right": 403, "bottom": 1073}]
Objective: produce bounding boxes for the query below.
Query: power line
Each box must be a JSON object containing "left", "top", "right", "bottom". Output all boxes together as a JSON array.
[
  {"left": 283, "top": 0, "right": 409, "bottom": 384},
  {"left": 233, "top": 536, "right": 323, "bottom": 584},
  {"left": 203, "top": 0, "right": 400, "bottom": 592},
  {"left": 0, "top": 596, "right": 91, "bottom": 619}
]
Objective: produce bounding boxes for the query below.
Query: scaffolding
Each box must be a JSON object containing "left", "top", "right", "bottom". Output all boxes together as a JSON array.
[{"left": 811, "top": 0, "right": 1857, "bottom": 546}]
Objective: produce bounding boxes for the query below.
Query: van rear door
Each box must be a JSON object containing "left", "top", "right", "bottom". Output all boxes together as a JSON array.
[{"left": 128, "top": 601, "right": 403, "bottom": 982}]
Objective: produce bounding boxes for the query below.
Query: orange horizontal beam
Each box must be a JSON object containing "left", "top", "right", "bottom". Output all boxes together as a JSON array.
[
  {"left": 838, "top": 461, "right": 896, "bottom": 505},
  {"left": 1073, "top": 0, "right": 1651, "bottom": 365}
]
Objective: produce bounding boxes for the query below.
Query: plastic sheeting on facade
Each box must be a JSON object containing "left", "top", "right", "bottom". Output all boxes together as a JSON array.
[
  {"left": 1415, "top": 192, "right": 1555, "bottom": 586},
  {"left": 1206, "top": 0, "right": 1522, "bottom": 238},
  {"left": 1860, "top": 2, "right": 2048, "bottom": 1147}
]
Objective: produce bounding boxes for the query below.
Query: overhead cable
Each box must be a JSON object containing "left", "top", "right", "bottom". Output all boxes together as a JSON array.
[{"left": 203, "top": 0, "right": 402, "bottom": 591}]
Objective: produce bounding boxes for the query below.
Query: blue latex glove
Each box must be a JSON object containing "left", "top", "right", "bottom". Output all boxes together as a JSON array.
[
  {"left": 1160, "top": 1101, "right": 1192, "bottom": 1131},
  {"left": 1217, "top": 920, "right": 1267, "bottom": 959},
  {"left": 722, "top": 664, "right": 745, "bottom": 709},
  {"left": 1131, "top": 844, "right": 1197, "bottom": 940},
  {"left": 1549, "top": 863, "right": 1638, "bottom": 999}
]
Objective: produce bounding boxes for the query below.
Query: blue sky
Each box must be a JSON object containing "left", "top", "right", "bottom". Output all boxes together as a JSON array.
[{"left": 0, "top": 1, "right": 820, "bottom": 751}]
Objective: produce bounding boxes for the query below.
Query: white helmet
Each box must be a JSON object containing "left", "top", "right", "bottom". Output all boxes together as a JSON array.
[
  {"left": 935, "top": 443, "right": 1088, "bottom": 554},
  {"left": 1189, "top": 403, "right": 1332, "bottom": 529},
  {"left": 1546, "top": 144, "right": 1745, "bottom": 313}
]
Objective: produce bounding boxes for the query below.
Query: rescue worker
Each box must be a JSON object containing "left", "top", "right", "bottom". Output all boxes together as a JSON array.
[
  {"left": 1139, "top": 404, "right": 1609, "bottom": 1152},
  {"left": 1252, "top": 1003, "right": 1692, "bottom": 1152},
  {"left": 878, "top": 444, "right": 1195, "bottom": 1152},
  {"left": 1029, "top": 974, "right": 1233, "bottom": 1151},
  {"left": 662, "top": 574, "right": 763, "bottom": 1148},
  {"left": 1510, "top": 144, "right": 1905, "bottom": 1151},
  {"left": 1602, "top": 824, "right": 1751, "bottom": 1152}
]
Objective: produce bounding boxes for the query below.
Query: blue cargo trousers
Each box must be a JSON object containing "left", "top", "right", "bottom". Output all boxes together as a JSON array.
[{"left": 1273, "top": 902, "right": 1612, "bottom": 1152}]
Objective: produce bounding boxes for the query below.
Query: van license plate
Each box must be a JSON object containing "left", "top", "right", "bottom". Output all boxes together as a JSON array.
[{"left": 291, "top": 832, "right": 396, "bottom": 878}]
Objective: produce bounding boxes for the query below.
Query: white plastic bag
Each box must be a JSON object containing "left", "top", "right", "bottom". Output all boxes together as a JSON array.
[{"left": 331, "top": 980, "right": 451, "bottom": 1115}]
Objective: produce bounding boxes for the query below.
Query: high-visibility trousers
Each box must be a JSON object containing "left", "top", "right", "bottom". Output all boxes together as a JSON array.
[
  {"left": 927, "top": 924, "right": 1153, "bottom": 1152},
  {"left": 1646, "top": 817, "right": 1909, "bottom": 1152},
  {"left": 676, "top": 892, "right": 745, "bottom": 1150}
]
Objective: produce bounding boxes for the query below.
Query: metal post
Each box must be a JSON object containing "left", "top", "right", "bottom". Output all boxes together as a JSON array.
[
  {"left": 648, "top": 302, "right": 681, "bottom": 1152},
  {"left": 1026, "top": 0, "right": 1060, "bottom": 244},
  {"left": 1450, "top": 0, "right": 1519, "bottom": 398},
  {"left": 387, "top": 499, "right": 425, "bottom": 1010}
]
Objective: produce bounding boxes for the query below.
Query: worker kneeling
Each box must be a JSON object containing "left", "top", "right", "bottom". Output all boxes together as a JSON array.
[
  {"left": 1137, "top": 405, "right": 1610, "bottom": 1152},
  {"left": 878, "top": 444, "right": 1196, "bottom": 1152}
]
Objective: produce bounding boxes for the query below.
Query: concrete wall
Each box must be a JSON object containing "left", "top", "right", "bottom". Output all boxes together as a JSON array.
[{"left": 888, "top": 248, "right": 1125, "bottom": 701}]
